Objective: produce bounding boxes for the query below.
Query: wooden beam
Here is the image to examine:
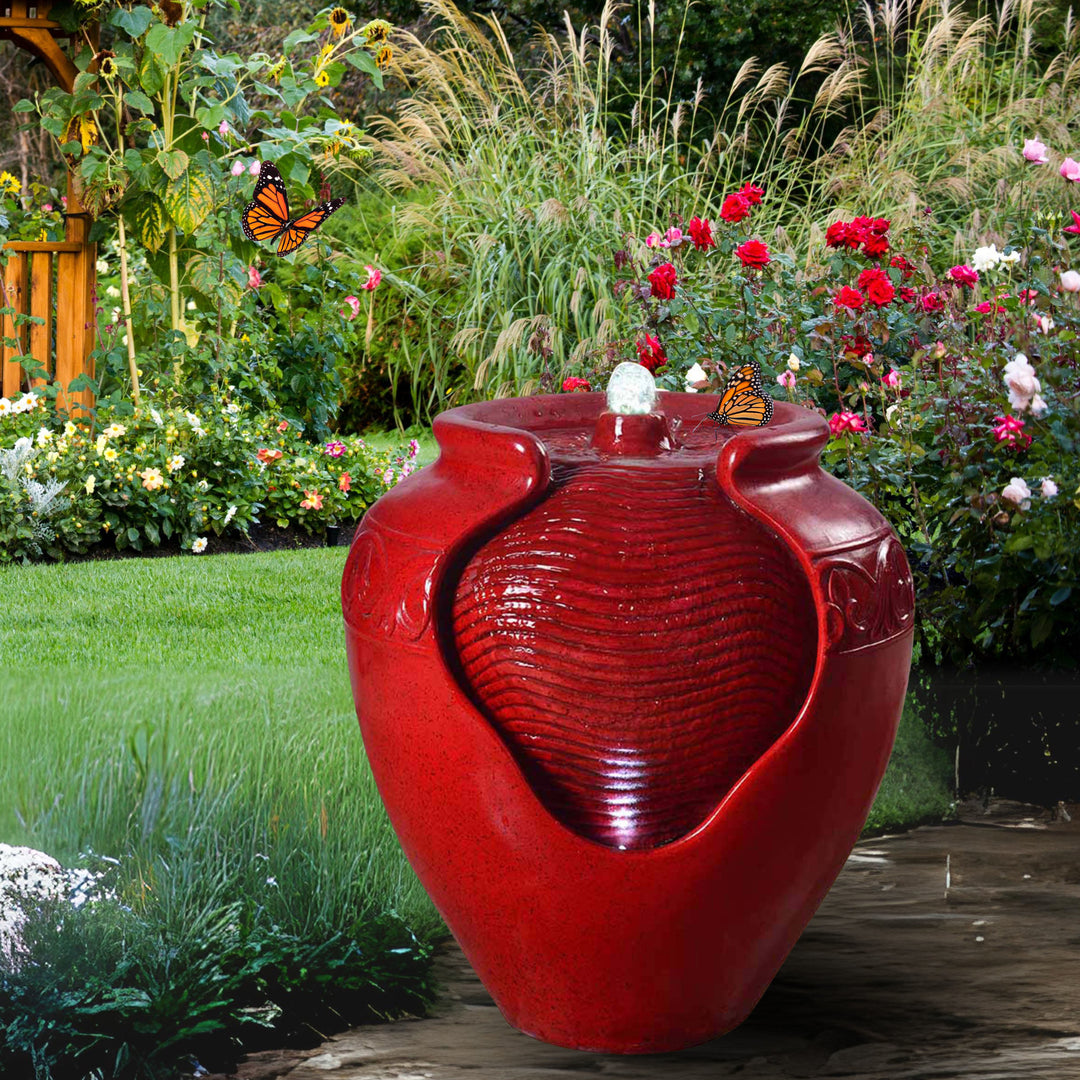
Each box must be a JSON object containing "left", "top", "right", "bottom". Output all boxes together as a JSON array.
[
  {"left": 0, "top": 24, "right": 77, "bottom": 90},
  {"left": 3, "top": 241, "right": 84, "bottom": 253}
]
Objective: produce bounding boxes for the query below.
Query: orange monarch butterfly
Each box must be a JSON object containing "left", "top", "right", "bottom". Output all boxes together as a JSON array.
[
  {"left": 241, "top": 161, "right": 345, "bottom": 256},
  {"left": 706, "top": 359, "right": 774, "bottom": 427}
]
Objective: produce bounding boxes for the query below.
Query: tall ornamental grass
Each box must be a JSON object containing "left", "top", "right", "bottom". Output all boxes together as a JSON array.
[{"left": 361, "top": 0, "right": 1080, "bottom": 414}]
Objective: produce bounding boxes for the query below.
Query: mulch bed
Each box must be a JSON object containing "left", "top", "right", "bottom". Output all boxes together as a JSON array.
[{"left": 59, "top": 522, "right": 360, "bottom": 563}]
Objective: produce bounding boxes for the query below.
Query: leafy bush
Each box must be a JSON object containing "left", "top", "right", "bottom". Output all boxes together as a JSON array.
[
  {"left": 611, "top": 154, "right": 1079, "bottom": 666},
  {"left": 0, "top": 395, "right": 420, "bottom": 562}
]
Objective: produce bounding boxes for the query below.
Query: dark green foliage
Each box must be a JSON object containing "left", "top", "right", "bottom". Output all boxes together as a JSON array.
[{"left": 0, "top": 898, "right": 434, "bottom": 1079}]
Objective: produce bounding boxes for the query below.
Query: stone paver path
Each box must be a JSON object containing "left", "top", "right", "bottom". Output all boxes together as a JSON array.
[{"left": 215, "top": 801, "right": 1080, "bottom": 1080}]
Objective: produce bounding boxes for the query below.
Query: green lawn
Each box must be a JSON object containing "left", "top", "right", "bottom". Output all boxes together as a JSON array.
[
  {"left": 0, "top": 546, "right": 952, "bottom": 1077},
  {"left": 0, "top": 549, "right": 440, "bottom": 1078}
]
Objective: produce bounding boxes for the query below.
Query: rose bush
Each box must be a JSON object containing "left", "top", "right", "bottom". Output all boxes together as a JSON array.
[{"left": 592, "top": 155, "right": 1079, "bottom": 665}]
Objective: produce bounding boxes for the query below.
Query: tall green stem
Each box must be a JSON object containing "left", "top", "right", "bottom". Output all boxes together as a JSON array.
[{"left": 117, "top": 215, "right": 141, "bottom": 407}]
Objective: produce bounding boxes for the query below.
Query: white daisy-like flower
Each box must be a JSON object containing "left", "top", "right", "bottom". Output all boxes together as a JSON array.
[{"left": 191, "top": 537, "right": 208, "bottom": 554}]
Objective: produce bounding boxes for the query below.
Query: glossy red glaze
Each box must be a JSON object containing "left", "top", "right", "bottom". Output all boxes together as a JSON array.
[{"left": 342, "top": 394, "right": 914, "bottom": 1053}]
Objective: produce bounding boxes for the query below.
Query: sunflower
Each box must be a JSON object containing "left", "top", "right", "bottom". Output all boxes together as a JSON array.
[
  {"left": 374, "top": 43, "right": 393, "bottom": 70},
  {"left": 360, "top": 18, "right": 391, "bottom": 46},
  {"left": 267, "top": 56, "right": 287, "bottom": 82},
  {"left": 314, "top": 70, "right": 331, "bottom": 88},
  {"left": 98, "top": 55, "right": 118, "bottom": 79},
  {"left": 0, "top": 171, "right": 20, "bottom": 196},
  {"left": 328, "top": 6, "right": 351, "bottom": 38}
]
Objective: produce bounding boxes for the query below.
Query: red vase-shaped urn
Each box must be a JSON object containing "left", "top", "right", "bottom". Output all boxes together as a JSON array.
[{"left": 342, "top": 373, "right": 914, "bottom": 1053}]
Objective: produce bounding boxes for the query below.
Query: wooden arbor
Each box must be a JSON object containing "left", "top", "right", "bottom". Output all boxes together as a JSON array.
[{"left": 0, "top": 0, "right": 95, "bottom": 413}]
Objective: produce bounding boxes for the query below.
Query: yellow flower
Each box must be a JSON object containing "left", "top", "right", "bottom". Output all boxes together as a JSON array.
[
  {"left": 361, "top": 18, "right": 391, "bottom": 45},
  {"left": 329, "top": 6, "right": 351, "bottom": 37},
  {"left": 0, "top": 171, "right": 19, "bottom": 196},
  {"left": 324, "top": 139, "right": 343, "bottom": 158},
  {"left": 320, "top": 42, "right": 334, "bottom": 59},
  {"left": 374, "top": 44, "right": 393, "bottom": 70},
  {"left": 98, "top": 56, "right": 118, "bottom": 79},
  {"left": 268, "top": 56, "right": 287, "bottom": 82},
  {"left": 103, "top": 447, "right": 118, "bottom": 461},
  {"left": 314, "top": 70, "right": 331, "bottom": 87}
]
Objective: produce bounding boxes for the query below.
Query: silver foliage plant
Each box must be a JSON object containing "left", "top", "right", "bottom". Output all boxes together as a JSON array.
[{"left": 0, "top": 437, "right": 69, "bottom": 553}]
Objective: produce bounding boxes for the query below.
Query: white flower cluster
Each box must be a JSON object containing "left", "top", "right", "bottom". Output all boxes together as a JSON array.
[
  {"left": 971, "top": 244, "right": 1022, "bottom": 273},
  {"left": 0, "top": 844, "right": 114, "bottom": 969},
  {"left": 0, "top": 392, "right": 41, "bottom": 421}
]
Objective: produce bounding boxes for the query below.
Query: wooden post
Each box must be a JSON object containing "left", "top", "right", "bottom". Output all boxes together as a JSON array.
[
  {"left": 55, "top": 173, "right": 96, "bottom": 415},
  {"left": 1, "top": 1, "right": 97, "bottom": 412},
  {"left": 1, "top": 251, "right": 28, "bottom": 397}
]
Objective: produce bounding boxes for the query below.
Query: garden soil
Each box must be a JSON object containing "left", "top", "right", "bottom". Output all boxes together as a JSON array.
[{"left": 209, "top": 799, "right": 1080, "bottom": 1080}]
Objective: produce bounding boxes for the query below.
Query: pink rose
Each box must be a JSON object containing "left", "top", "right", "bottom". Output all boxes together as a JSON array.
[
  {"left": 828, "top": 411, "right": 867, "bottom": 437},
  {"left": 231, "top": 160, "right": 246, "bottom": 176},
  {"left": 342, "top": 295, "right": 361, "bottom": 320},
  {"left": 247, "top": 265, "right": 263, "bottom": 290},
  {"left": 1041, "top": 477, "right": 1059, "bottom": 497},
  {"left": 1022, "top": 137, "right": 1049, "bottom": 163},
  {"left": 249, "top": 160, "right": 261, "bottom": 176},
  {"left": 362, "top": 265, "right": 381, "bottom": 291},
  {"left": 645, "top": 232, "right": 664, "bottom": 248},
  {"left": 664, "top": 227, "right": 684, "bottom": 247},
  {"left": 218, "top": 119, "right": 229, "bottom": 137},
  {"left": 948, "top": 264, "right": 979, "bottom": 288},
  {"left": 1001, "top": 477, "right": 1031, "bottom": 508},
  {"left": 776, "top": 369, "right": 796, "bottom": 390},
  {"left": 1061, "top": 270, "right": 1080, "bottom": 292},
  {"left": 882, "top": 369, "right": 901, "bottom": 389},
  {"left": 1061, "top": 157, "right": 1080, "bottom": 181}
]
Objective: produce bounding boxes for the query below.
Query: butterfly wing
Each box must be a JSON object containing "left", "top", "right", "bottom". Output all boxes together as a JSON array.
[
  {"left": 241, "top": 161, "right": 291, "bottom": 244},
  {"left": 706, "top": 360, "right": 774, "bottom": 427},
  {"left": 275, "top": 197, "right": 346, "bottom": 256}
]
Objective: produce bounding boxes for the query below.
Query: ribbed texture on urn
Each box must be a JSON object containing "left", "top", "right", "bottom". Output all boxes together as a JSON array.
[{"left": 451, "top": 460, "right": 817, "bottom": 850}]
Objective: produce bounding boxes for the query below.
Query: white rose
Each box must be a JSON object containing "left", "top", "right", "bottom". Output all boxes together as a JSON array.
[{"left": 1001, "top": 477, "right": 1032, "bottom": 510}]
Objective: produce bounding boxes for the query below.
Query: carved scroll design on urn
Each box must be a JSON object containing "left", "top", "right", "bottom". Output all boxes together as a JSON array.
[
  {"left": 815, "top": 532, "right": 915, "bottom": 653},
  {"left": 342, "top": 521, "right": 443, "bottom": 646}
]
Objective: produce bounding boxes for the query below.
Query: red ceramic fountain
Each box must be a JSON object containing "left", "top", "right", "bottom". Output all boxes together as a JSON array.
[{"left": 342, "top": 363, "right": 914, "bottom": 1053}]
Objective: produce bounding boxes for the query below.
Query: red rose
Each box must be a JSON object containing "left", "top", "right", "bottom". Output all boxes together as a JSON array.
[
  {"left": 648, "top": 261, "right": 678, "bottom": 300},
  {"left": 899, "top": 286, "right": 917, "bottom": 304},
  {"left": 862, "top": 232, "right": 890, "bottom": 258},
  {"left": 738, "top": 182, "right": 764, "bottom": 205},
  {"left": 835, "top": 285, "right": 865, "bottom": 310},
  {"left": 734, "top": 239, "right": 770, "bottom": 268},
  {"left": 890, "top": 254, "right": 916, "bottom": 280},
  {"left": 825, "top": 220, "right": 864, "bottom": 250},
  {"left": 857, "top": 266, "right": 894, "bottom": 306},
  {"left": 720, "top": 193, "right": 751, "bottom": 223},
  {"left": 919, "top": 291, "right": 945, "bottom": 313},
  {"left": 853, "top": 215, "right": 890, "bottom": 236},
  {"left": 687, "top": 216, "right": 715, "bottom": 250},
  {"left": 841, "top": 334, "right": 873, "bottom": 359},
  {"left": 635, "top": 333, "right": 667, "bottom": 372},
  {"left": 561, "top": 376, "right": 592, "bottom": 392}
]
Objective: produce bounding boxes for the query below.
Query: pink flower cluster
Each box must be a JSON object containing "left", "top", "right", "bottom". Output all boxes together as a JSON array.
[{"left": 991, "top": 414, "right": 1032, "bottom": 450}]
